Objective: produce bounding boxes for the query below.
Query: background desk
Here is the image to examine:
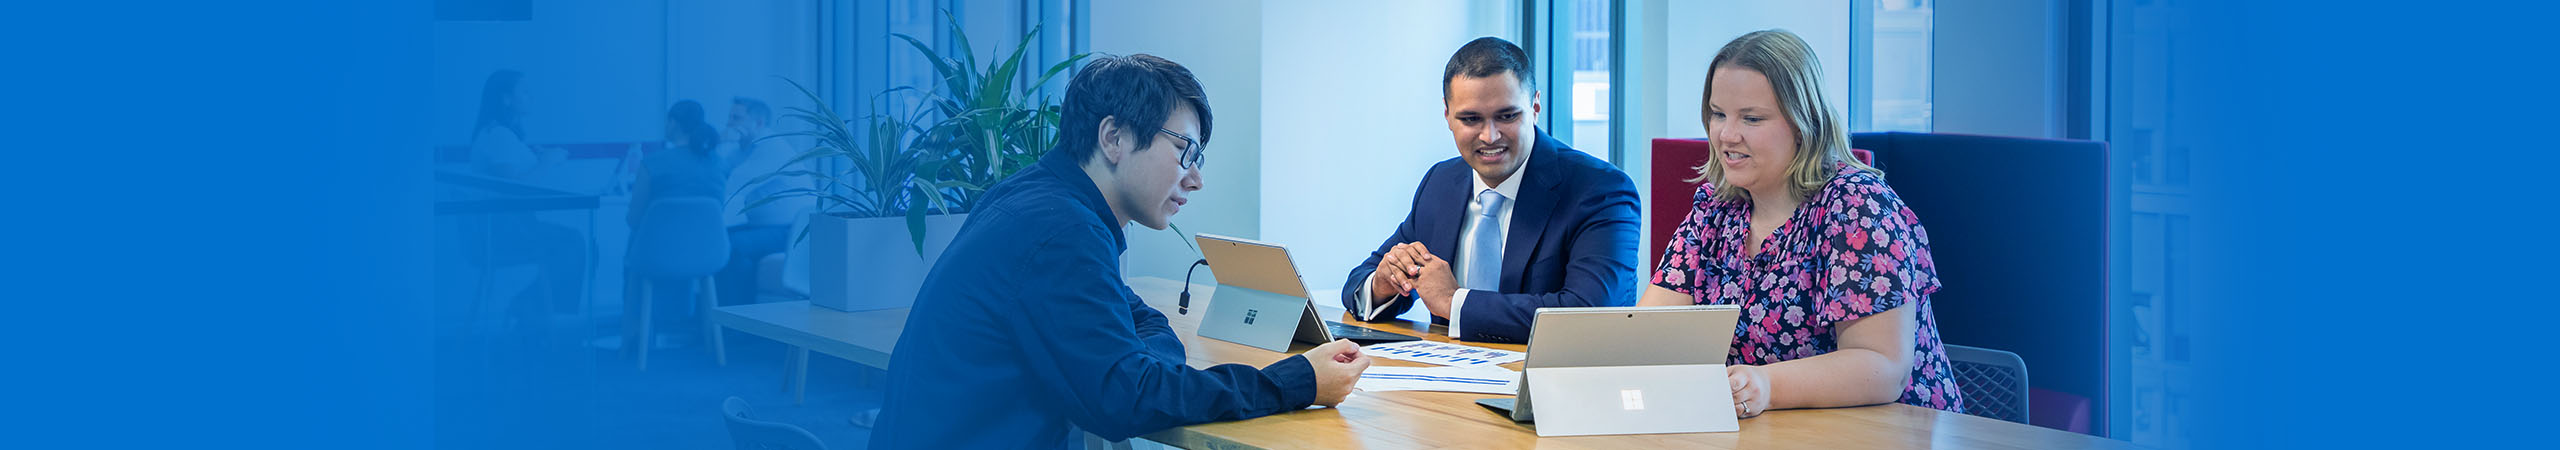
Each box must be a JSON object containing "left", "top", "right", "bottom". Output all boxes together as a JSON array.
[{"left": 435, "top": 166, "right": 611, "bottom": 332}]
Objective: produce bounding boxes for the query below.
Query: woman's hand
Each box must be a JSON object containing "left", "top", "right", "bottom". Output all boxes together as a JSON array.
[{"left": 1729, "top": 364, "right": 1772, "bottom": 418}]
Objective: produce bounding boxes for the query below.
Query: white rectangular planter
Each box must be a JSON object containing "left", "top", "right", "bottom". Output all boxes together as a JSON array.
[{"left": 805, "top": 212, "right": 968, "bottom": 312}]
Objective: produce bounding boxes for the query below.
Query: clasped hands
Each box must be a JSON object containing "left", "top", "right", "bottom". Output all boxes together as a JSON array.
[{"left": 1366, "top": 242, "right": 1460, "bottom": 319}]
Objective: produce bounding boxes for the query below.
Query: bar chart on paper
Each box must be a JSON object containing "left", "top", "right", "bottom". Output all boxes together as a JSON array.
[
  {"left": 1356, "top": 366, "right": 1519, "bottom": 394},
  {"left": 1362, "top": 340, "right": 1525, "bottom": 367}
]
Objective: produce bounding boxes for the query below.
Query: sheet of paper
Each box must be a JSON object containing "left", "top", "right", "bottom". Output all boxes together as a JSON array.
[
  {"left": 1356, "top": 366, "right": 1520, "bottom": 395},
  {"left": 1361, "top": 340, "right": 1525, "bottom": 368}
]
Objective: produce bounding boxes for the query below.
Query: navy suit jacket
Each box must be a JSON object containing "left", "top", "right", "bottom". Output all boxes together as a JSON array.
[
  {"left": 871, "top": 150, "right": 1317, "bottom": 449},
  {"left": 1339, "top": 129, "right": 1641, "bottom": 343}
]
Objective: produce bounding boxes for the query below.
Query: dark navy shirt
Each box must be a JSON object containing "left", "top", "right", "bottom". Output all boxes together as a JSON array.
[{"left": 868, "top": 150, "right": 1318, "bottom": 449}]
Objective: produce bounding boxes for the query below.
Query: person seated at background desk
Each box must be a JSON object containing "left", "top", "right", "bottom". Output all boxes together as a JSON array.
[
  {"left": 869, "top": 54, "right": 1369, "bottom": 449},
  {"left": 627, "top": 100, "right": 727, "bottom": 227},
  {"left": 465, "top": 69, "right": 582, "bottom": 316},
  {"left": 468, "top": 70, "right": 567, "bottom": 179},
  {"left": 623, "top": 100, "right": 729, "bottom": 342},
  {"left": 716, "top": 96, "right": 803, "bottom": 306},
  {"left": 1639, "top": 29, "right": 1963, "bottom": 419},
  {"left": 1339, "top": 37, "right": 1640, "bottom": 344}
]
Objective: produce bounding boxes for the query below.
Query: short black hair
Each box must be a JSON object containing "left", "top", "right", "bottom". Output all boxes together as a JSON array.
[
  {"left": 666, "top": 100, "right": 715, "bottom": 156},
  {"left": 1055, "top": 53, "right": 1212, "bottom": 164},
  {"left": 1442, "top": 37, "right": 1536, "bottom": 100},
  {"left": 683, "top": 119, "right": 720, "bottom": 156},
  {"left": 667, "top": 99, "right": 705, "bottom": 125}
]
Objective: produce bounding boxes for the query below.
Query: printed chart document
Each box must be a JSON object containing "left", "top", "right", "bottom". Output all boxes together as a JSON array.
[
  {"left": 1361, "top": 340, "right": 1526, "bottom": 368},
  {"left": 1356, "top": 366, "right": 1520, "bottom": 395}
]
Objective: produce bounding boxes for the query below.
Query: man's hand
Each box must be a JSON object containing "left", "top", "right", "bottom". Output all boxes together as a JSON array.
[
  {"left": 1368, "top": 243, "right": 1432, "bottom": 302},
  {"left": 1303, "top": 339, "right": 1371, "bottom": 407},
  {"left": 1412, "top": 253, "right": 1457, "bottom": 318}
]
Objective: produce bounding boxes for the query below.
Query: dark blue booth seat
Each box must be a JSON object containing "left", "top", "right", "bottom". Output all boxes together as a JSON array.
[
  {"left": 1850, "top": 132, "right": 2111, "bottom": 435},
  {"left": 1648, "top": 133, "right": 2113, "bottom": 434}
]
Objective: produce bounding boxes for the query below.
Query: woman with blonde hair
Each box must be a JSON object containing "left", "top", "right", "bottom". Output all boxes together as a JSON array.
[{"left": 1640, "top": 29, "right": 1964, "bottom": 418}]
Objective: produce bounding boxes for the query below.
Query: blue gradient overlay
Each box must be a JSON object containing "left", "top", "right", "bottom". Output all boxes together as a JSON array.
[{"left": 4, "top": 1, "right": 2554, "bottom": 448}]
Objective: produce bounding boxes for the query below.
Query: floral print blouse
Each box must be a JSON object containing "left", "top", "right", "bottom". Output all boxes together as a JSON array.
[{"left": 1652, "top": 165, "right": 1964, "bottom": 413}]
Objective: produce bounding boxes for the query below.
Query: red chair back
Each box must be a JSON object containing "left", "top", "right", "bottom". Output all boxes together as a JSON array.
[
  {"left": 1647, "top": 138, "right": 1714, "bottom": 258},
  {"left": 1646, "top": 138, "right": 1872, "bottom": 258}
]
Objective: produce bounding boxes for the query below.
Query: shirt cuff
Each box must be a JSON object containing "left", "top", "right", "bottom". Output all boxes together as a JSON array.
[
  {"left": 1357, "top": 271, "right": 1395, "bottom": 321},
  {"left": 1261, "top": 354, "right": 1318, "bottom": 411},
  {"left": 1448, "top": 289, "right": 1470, "bottom": 338}
]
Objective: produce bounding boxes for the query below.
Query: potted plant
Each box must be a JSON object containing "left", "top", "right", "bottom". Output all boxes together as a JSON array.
[
  {"left": 739, "top": 15, "right": 1084, "bottom": 312},
  {"left": 895, "top": 23, "right": 1084, "bottom": 212}
]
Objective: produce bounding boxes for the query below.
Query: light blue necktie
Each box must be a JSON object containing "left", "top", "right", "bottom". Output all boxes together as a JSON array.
[{"left": 1463, "top": 189, "right": 1508, "bottom": 292}]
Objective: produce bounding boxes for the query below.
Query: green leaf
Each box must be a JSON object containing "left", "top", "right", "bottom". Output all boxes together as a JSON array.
[
  {"left": 747, "top": 13, "right": 1075, "bottom": 224},
  {"left": 906, "top": 185, "right": 932, "bottom": 257},
  {"left": 1033, "top": 53, "right": 1090, "bottom": 92},
  {"left": 980, "top": 37, "right": 1029, "bottom": 111},
  {"left": 736, "top": 189, "right": 842, "bottom": 216},
  {"left": 893, "top": 33, "right": 963, "bottom": 92},
  {"left": 1169, "top": 223, "right": 1199, "bottom": 255},
  {"left": 940, "top": 10, "right": 980, "bottom": 87}
]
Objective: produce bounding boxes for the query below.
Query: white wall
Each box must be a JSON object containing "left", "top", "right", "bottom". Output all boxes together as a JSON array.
[
  {"left": 665, "top": 0, "right": 817, "bottom": 132},
  {"left": 1258, "top": 0, "right": 1512, "bottom": 296},
  {"left": 1658, "top": 1, "right": 1852, "bottom": 143},
  {"left": 1087, "top": 0, "right": 1514, "bottom": 295},
  {"left": 1625, "top": 0, "right": 1670, "bottom": 270},
  {"left": 1634, "top": 1, "right": 1850, "bottom": 271},
  {"left": 1087, "top": 0, "right": 1265, "bottom": 281},
  {"left": 431, "top": 0, "right": 667, "bottom": 146}
]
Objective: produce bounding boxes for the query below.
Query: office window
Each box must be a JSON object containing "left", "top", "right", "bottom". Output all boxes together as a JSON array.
[
  {"left": 1566, "top": 0, "right": 1611, "bottom": 157},
  {"left": 1526, "top": 0, "right": 1616, "bottom": 162},
  {"left": 2114, "top": 0, "right": 2194, "bottom": 447},
  {"left": 1866, "top": 0, "right": 1932, "bottom": 132}
]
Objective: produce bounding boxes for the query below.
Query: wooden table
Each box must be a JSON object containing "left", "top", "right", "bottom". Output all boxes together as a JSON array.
[
  {"left": 709, "top": 301, "right": 909, "bottom": 404},
  {"left": 1120, "top": 277, "right": 2140, "bottom": 450},
  {"left": 712, "top": 276, "right": 2138, "bottom": 449}
]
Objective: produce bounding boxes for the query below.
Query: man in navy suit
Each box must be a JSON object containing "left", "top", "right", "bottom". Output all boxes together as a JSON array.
[{"left": 1339, "top": 37, "right": 1640, "bottom": 344}]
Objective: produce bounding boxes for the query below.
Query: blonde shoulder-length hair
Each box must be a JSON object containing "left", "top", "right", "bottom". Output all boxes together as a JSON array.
[{"left": 1689, "top": 29, "right": 1879, "bottom": 203}]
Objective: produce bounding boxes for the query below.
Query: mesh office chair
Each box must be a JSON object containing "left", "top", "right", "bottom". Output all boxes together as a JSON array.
[
  {"left": 721, "top": 397, "right": 827, "bottom": 450},
  {"left": 1946, "top": 343, "right": 2031, "bottom": 424}
]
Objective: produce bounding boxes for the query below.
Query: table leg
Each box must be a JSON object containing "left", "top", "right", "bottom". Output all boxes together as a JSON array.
[
  {"left": 702, "top": 277, "right": 726, "bottom": 366},
  {"left": 635, "top": 283, "right": 653, "bottom": 371},
  {"left": 785, "top": 346, "right": 808, "bottom": 405},
  {"left": 619, "top": 276, "right": 639, "bottom": 359}
]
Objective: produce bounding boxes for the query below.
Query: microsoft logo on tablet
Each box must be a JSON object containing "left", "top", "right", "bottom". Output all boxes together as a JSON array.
[{"left": 1244, "top": 309, "right": 1259, "bottom": 325}]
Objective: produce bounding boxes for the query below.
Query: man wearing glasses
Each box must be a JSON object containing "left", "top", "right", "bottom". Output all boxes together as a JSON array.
[
  {"left": 1339, "top": 37, "right": 1642, "bottom": 344},
  {"left": 870, "top": 54, "right": 1372, "bottom": 449}
]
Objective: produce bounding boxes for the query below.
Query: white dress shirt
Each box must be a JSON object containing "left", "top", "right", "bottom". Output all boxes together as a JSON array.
[
  {"left": 469, "top": 127, "right": 538, "bottom": 179},
  {"left": 721, "top": 136, "right": 812, "bottom": 228},
  {"left": 1359, "top": 144, "right": 1530, "bottom": 339}
]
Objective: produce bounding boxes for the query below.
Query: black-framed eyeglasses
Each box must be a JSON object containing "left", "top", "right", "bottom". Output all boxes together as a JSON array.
[{"left": 1158, "top": 128, "right": 1206, "bottom": 170}]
